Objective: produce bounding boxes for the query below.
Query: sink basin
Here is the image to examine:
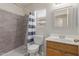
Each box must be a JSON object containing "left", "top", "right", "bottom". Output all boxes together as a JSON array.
[
  {"left": 59, "top": 35, "right": 65, "bottom": 39},
  {"left": 50, "top": 35, "right": 73, "bottom": 42},
  {"left": 60, "top": 38, "right": 74, "bottom": 43}
]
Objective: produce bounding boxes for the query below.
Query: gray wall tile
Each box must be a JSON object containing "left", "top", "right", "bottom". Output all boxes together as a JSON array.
[{"left": 0, "top": 9, "right": 25, "bottom": 55}]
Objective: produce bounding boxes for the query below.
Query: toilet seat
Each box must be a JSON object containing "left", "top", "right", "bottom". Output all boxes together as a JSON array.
[{"left": 27, "top": 44, "right": 39, "bottom": 53}]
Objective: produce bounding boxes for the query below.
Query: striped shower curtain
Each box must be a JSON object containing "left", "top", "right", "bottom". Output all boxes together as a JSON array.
[{"left": 26, "top": 12, "right": 36, "bottom": 44}]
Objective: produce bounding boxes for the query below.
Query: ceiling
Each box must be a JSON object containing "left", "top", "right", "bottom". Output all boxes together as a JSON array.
[
  {"left": 14, "top": 3, "right": 31, "bottom": 9},
  {"left": 14, "top": 3, "right": 51, "bottom": 9}
]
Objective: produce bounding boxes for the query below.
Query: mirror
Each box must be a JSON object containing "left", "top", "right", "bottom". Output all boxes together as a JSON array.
[
  {"left": 55, "top": 15, "right": 67, "bottom": 27},
  {"left": 52, "top": 6, "right": 78, "bottom": 35},
  {"left": 54, "top": 7, "right": 68, "bottom": 28}
]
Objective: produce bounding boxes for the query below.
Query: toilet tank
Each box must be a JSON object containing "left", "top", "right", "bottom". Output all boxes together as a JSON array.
[{"left": 34, "top": 35, "right": 44, "bottom": 45}]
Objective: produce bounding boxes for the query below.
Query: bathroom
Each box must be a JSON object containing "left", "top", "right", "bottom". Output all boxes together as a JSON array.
[{"left": 0, "top": 3, "right": 79, "bottom": 56}]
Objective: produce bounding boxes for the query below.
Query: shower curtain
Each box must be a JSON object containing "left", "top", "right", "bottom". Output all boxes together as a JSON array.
[{"left": 26, "top": 12, "right": 36, "bottom": 44}]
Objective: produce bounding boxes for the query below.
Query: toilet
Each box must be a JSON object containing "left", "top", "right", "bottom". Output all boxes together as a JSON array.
[{"left": 27, "top": 35, "right": 44, "bottom": 56}]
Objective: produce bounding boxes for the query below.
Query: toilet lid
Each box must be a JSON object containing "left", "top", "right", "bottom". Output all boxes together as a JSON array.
[{"left": 28, "top": 44, "right": 39, "bottom": 50}]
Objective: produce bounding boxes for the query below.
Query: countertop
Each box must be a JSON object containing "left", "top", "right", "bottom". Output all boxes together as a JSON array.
[{"left": 46, "top": 36, "right": 79, "bottom": 46}]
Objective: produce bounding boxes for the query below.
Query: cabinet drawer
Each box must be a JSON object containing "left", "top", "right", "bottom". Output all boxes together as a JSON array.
[
  {"left": 47, "top": 41, "right": 78, "bottom": 55},
  {"left": 47, "top": 48, "right": 64, "bottom": 56}
]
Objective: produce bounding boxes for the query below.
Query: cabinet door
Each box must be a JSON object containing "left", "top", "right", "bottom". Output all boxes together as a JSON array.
[{"left": 47, "top": 48, "right": 64, "bottom": 56}]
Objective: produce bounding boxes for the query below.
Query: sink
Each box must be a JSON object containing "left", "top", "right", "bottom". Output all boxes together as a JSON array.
[
  {"left": 51, "top": 35, "right": 73, "bottom": 42},
  {"left": 49, "top": 35, "right": 79, "bottom": 45},
  {"left": 59, "top": 35, "right": 65, "bottom": 39},
  {"left": 60, "top": 38, "right": 74, "bottom": 43}
]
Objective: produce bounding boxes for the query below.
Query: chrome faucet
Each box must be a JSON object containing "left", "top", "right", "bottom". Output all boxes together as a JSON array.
[
  {"left": 74, "top": 39, "right": 79, "bottom": 43},
  {"left": 59, "top": 35, "right": 65, "bottom": 39}
]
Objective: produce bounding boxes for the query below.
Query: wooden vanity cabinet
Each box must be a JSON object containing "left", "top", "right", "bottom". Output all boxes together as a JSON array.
[
  {"left": 46, "top": 41, "right": 78, "bottom": 56},
  {"left": 47, "top": 48, "right": 64, "bottom": 56}
]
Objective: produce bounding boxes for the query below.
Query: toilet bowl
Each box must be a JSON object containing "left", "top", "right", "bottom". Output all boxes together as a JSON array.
[
  {"left": 27, "top": 35, "right": 44, "bottom": 56},
  {"left": 27, "top": 44, "right": 39, "bottom": 55}
]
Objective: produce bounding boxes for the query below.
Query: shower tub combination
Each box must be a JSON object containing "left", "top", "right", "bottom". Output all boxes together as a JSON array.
[{"left": 1, "top": 35, "right": 44, "bottom": 56}]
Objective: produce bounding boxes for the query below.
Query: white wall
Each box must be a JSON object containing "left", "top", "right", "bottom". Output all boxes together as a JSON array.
[
  {"left": 25, "top": 3, "right": 51, "bottom": 14},
  {"left": 0, "top": 3, "right": 25, "bottom": 16},
  {"left": 24, "top": 3, "right": 79, "bottom": 35},
  {"left": 24, "top": 3, "right": 53, "bottom": 36},
  {"left": 24, "top": 3, "right": 52, "bottom": 36}
]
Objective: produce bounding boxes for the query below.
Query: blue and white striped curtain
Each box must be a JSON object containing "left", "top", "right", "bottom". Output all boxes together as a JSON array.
[{"left": 27, "top": 12, "right": 36, "bottom": 43}]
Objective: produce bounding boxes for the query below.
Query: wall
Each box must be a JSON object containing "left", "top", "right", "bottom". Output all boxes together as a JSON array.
[
  {"left": 0, "top": 3, "right": 25, "bottom": 16},
  {"left": 25, "top": 3, "right": 79, "bottom": 36},
  {"left": 25, "top": 3, "right": 51, "bottom": 14},
  {"left": 0, "top": 4, "right": 26, "bottom": 55},
  {"left": 24, "top": 3, "right": 52, "bottom": 37}
]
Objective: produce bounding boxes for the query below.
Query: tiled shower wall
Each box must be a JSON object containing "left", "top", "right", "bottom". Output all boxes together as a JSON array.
[{"left": 0, "top": 9, "right": 26, "bottom": 55}]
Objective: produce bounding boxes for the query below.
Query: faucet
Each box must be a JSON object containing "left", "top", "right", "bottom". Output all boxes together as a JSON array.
[
  {"left": 59, "top": 35, "right": 65, "bottom": 39},
  {"left": 74, "top": 39, "right": 79, "bottom": 43}
]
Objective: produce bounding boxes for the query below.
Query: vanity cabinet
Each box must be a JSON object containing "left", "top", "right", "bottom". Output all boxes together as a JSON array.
[
  {"left": 46, "top": 40, "right": 78, "bottom": 56},
  {"left": 47, "top": 47, "right": 64, "bottom": 56}
]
